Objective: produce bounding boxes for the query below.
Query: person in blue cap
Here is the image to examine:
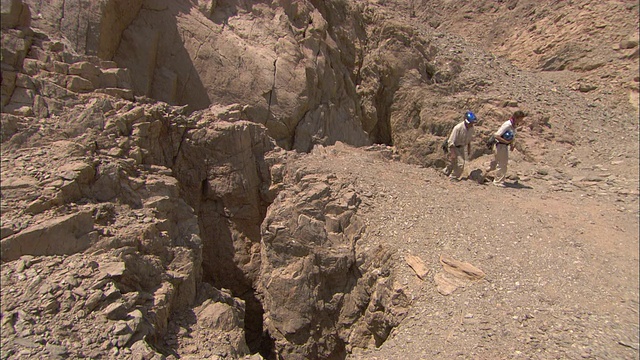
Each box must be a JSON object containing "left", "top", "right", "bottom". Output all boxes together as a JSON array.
[
  {"left": 443, "top": 111, "right": 477, "bottom": 180},
  {"left": 487, "top": 110, "right": 526, "bottom": 186}
]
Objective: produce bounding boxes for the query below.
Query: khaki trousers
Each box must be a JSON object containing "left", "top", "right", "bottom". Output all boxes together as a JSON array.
[
  {"left": 488, "top": 144, "right": 509, "bottom": 183},
  {"left": 445, "top": 146, "right": 465, "bottom": 179}
]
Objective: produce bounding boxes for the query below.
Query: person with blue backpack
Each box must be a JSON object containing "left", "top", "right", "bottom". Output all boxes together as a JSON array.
[
  {"left": 443, "top": 111, "right": 478, "bottom": 180},
  {"left": 487, "top": 110, "right": 526, "bottom": 186}
]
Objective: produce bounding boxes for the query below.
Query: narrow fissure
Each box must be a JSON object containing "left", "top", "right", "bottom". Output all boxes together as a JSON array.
[
  {"left": 266, "top": 58, "right": 277, "bottom": 123},
  {"left": 174, "top": 153, "right": 277, "bottom": 358},
  {"left": 373, "top": 84, "right": 393, "bottom": 146},
  {"left": 193, "top": 197, "right": 276, "bottom": 358}
]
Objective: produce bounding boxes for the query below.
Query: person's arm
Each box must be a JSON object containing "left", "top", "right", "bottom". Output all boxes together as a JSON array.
[
  {"left": 494, "top": 122, "right": 512, "bottom": 144},
  {"left": 494, "top": 126, "right": 514, "bottom": 145},
  {"left": 467, "top": 143, "right": 471, "bottom": 158},
  {"left": 495, "top": 134, "right": 511, "bottom": 144},
  {"left": 448, "top": 125, "right": 460, "bottom": 150}
]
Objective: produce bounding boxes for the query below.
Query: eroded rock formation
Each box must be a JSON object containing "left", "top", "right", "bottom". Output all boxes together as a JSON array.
[{"left": 1, "top": 1, "right": 412, "bottom": 358}]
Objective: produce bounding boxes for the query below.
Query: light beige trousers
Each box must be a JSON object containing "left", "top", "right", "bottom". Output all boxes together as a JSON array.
[
  {"left": 446, "top": 146, "right": 465, "bottom": 179},
  {"left": 488, "top": 144, "right": 509, "bottom": 183}
]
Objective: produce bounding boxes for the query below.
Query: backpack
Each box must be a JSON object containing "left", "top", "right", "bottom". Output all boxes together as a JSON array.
[{"left": 485, "top": 135, "right": 496, "bottom": 150}]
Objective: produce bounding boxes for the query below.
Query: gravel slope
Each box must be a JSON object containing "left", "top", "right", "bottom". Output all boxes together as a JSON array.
[{"left": 295, "top": 142, "right": 638, "bottom": 359}]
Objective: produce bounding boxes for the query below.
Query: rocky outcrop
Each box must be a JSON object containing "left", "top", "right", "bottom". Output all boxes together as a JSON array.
[
  {"left": 4, "top": 0, "right": 522, "bottom": 167},
  {"left": 0, "top": 97, "right": 214, "bottom": 357},
  {"left": 1, "top": 26, "right": 134, "bottom": 117},
  {"left": 18, "top": 0, "right": 372, "bottom": 151},
  {"left": 258, "top": 147, "right": 410, "bottom": 359},
  {"left": 21, "top": 0, "right": 143, "bottom": 59},
  {"left": 1, "top": 0, "right": 30, "bottom": 29},
  {"left": 0, "top": 210, "right": 94, "bottom": 261},
  {"left": 16, "top": 0, "right": 489, "bottom": 158},
  {"left": 2, "top": 10, "right": 411, "bottom": 355}
]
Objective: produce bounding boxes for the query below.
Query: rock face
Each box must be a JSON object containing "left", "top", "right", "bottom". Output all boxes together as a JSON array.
[
  {"left": 5, "top": 0, "right": 639, "bottom": 160},
  {"left": 259, "top": 150, "right": 409, "bottom": 358},
  {"left": 1, "top": 0, "right": 30, "bottom": 29},
  {"left": 0, "top": 1, "right": 412, "bottom": 356},
  {"left": 22, "top": 0, "right": 143, "bottom": 59},
  {"left": 20, "top": 0, "right": 373, "bottom": 151}
]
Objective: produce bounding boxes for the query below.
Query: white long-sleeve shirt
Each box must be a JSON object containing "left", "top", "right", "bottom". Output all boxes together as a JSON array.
[
  {"left": 494, "top": 119, "right": 516, "bottom": 142},
  {"left": 447, "top": 121, "right": 475, "bottom": 148}
]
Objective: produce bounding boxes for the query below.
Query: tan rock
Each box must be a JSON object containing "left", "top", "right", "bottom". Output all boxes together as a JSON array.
[
  {"left": 1, "top": 70, "right": 17, "bottom": 97},
  {"left": 98, "top": 261, "right": 126, "bottom": 278},
  {"left": 0, "top": 29, "right": 32, "bottom": 68},
  {"left": 69, "top": 61, "right": 101, "bottom": 79},
  {"left": 94, "top": 87, "right": 134, "bottom": 100},
  {"left": 405, "top": 254, "right": 429, "bottom": 280},
  {"left": 1, "top": 0, "right": 30, "bottom": 29},
  {"left": 620, "top": 38, "right": 639, "bottom": 50},
  {"left": 8, "top": 86, "right": 33, "bottom": 104},
  {"left": 440, "top": 254, "right": 485, "bottom": 280},
  {"left": 0, "top": 175, "right": 37, "bottom": 189},
  {"left": 0, "top": 210, "right": 95, "bottom": 261},
  {"left": 66, "top": 75, "right": 94, "bottom": 93},
  {"left": 58, "top": 162, "right": 95, "bottom": 183},
  {"left": 103, "top": 301, "right": 128, "bottom": 320}
]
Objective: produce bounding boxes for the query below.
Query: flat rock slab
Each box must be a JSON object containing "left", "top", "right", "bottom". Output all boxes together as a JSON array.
[{"left": 405, "top": 254, "right": 429, "bottom": 280}]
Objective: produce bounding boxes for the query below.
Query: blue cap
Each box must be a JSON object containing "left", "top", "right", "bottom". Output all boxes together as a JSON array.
[{"left": 464, "top": 111, "right": 477, "bottom": 123}]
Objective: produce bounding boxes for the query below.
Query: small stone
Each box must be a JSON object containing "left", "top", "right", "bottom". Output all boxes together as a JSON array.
[
  {"left": 114, "top": 333, "right": 133, "bottom": 347},
  {"left": 41, "top": 298, "right": 60, "bottom": 314},
  {"left": 113, "top": 321, "right": 132, "bottom": 335},
  {"left": 103, "top": 282, "right": 121, "bottom": 301},
  {"left": 45, "top": 343, "right": 68, "bottom": 357},
  {"left": 15, "top": 259, "right": 26, "bottom": 273},
  {"left": 100, "top": 339, "right": 112, "bottom": 350},
  {"left": 14, "top": 337, "right": 40, "bottom": 348},
  {"left": 17, "top": 349, "right": 33, "bottom": 358},
  {"left": 72, "top": 287, "right": 87, "bottom": 298},
  {"left": 98, "top": 262, "right": 126, "bottom": 278},
  {"left": 127, "top": 309, "right": 144, "bottom": 332},
  {"left": 84, "top": 290, "right": 104, "bottom": 313},
  {"left": 103, "top": 302, "right": 128, "bottom": 320},
  {"left": 109, "top": 347, "right": 119, "bottom": 356},
  {"left": 63, "top": 275, "right": 80, "bottom": 287}
]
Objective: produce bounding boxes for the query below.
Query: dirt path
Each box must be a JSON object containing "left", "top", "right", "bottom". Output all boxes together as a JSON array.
[{"left": 298, "top": 142, "right": 639, "bottom": 359}]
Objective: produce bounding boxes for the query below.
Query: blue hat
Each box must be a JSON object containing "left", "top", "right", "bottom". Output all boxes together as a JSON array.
[{"left": 464, "top": 111, "right": 477, "bottom": 124}]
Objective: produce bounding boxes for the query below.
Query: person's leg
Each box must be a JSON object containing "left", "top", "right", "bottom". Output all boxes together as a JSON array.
[
  {"left": 493, "top": 145, "right": 508, "bottom": 184},
  {"left": 486, "top": 149, "right": 497, "bottom": 172},
  {"left": 443, "top": 149, "right": 454, "bottom": 176},
  {"left": 450, "top": 147, "right": 464, "bottom": 179}
]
